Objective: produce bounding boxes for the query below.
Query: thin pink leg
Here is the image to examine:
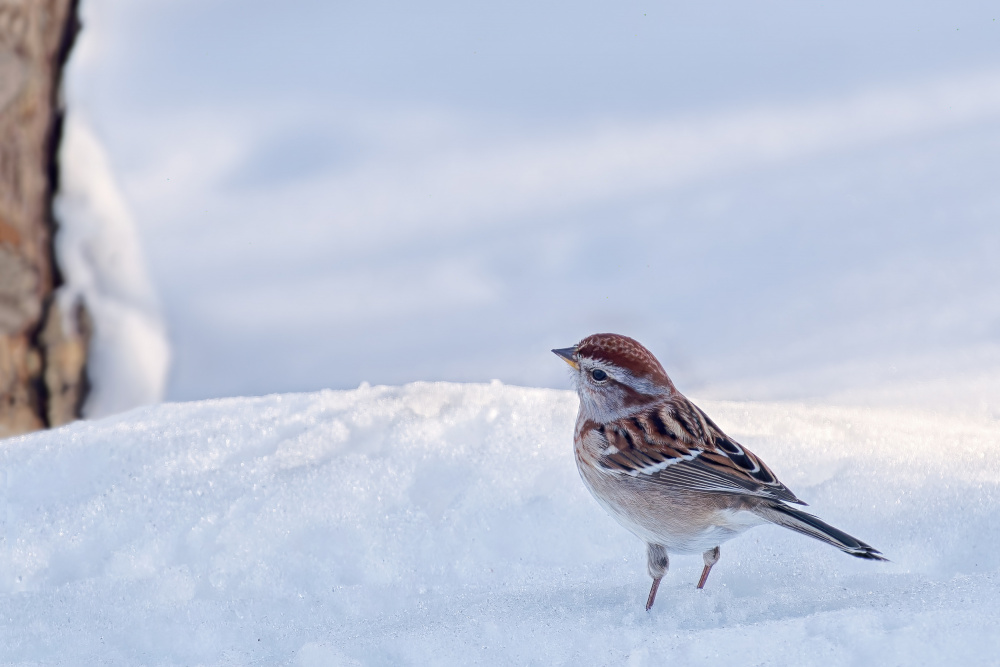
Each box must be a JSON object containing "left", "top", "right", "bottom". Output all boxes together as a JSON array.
[
  {"left": 645, "top": 543, "right": 669, "bottom": 610},
  {"left": 646, "top": 577, "right": 662, "bottom": 611},
  {"left": 697, "top": 546, "right": 721, "bottom": 589}
]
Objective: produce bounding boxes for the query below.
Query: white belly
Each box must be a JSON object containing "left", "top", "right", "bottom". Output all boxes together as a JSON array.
[
  {"left": 578, "top": 459, "right": 765, "bottom": 554},
  {"left": 601, "top": 498, "right": 764, "bottom": 554}
]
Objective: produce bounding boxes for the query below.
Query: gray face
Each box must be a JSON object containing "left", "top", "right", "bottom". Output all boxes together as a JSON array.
[
  {"left": 553, "top": 335, "right": 676, "bottom": 424},
  {"left": 570, "top": 354, "right": 672, "bottom": 424}
]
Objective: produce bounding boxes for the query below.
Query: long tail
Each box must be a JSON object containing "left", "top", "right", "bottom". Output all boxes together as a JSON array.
[{"left": 760, "top": 503, "right": 887, "bottom": 561}]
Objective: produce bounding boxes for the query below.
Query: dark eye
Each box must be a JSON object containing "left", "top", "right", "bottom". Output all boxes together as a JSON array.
[{"left": 591, "top": 369, "right": 608, "bottom": 382}]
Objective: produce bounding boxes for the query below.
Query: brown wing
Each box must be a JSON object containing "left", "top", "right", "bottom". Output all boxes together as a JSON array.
[{"left": 595, "top": 397, "right": 805, "bottom": 505}]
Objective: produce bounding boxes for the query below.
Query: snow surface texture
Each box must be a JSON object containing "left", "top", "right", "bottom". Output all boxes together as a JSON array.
[
  {"left": 53, "top": 114, "right": 170, "bottom": 418},
  {"left": 3, "top": 382, "right": 998, "bottom": 665}
]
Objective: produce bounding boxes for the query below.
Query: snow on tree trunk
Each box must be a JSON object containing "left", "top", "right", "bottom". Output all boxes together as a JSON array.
[{"left": 0, "top": 0, "right": 84, "bottom": 437}]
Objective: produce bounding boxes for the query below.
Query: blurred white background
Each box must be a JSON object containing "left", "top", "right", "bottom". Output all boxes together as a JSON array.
[{"left": 65, "top": 0, "right": 1000, "bottom": 409}]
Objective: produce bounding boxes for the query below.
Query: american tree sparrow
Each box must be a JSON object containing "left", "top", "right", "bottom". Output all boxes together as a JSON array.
[{"left": 553, "top": 333, "right": 885, "bottom": 610}]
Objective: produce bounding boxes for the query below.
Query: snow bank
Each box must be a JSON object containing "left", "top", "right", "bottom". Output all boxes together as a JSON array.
[
  {"left": 53, "top": 114, "right": 170, "bottom": 418},
  {"left": 2, "top": 382, "right": 998, "bottom": 665}
]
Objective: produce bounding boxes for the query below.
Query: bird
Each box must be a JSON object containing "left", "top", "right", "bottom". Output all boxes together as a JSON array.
[{"left": 552, "top": 333, "right": 885, "bottom": 610}]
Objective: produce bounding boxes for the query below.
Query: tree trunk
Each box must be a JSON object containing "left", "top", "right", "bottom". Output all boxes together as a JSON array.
[{"left": 0, "top": 0, "right": 86, "bottom": 438}]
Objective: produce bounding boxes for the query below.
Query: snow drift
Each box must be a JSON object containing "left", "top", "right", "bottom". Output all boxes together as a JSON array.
[
  {"left": 53, "top": 114, "right": 170, "bottom": 418},
  {"left": 2, "top": 382, "right": 998, "bottom": 665}
]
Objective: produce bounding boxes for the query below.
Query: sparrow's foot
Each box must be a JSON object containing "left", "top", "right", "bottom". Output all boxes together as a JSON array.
[{"left": 697, "top": 546, "right": 720, "bottom": 589}]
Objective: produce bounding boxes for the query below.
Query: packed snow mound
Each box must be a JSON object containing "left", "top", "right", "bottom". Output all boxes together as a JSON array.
[{"left": 2, "top": 382, "right": 999, "bottom": 665}]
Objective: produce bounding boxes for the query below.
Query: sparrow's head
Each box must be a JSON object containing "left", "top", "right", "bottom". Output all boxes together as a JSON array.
[{"left": 552, "top": 333, "right": 676, "bottom": 423}]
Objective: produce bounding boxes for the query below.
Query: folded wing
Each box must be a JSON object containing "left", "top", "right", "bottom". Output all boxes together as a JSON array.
[{"left": 595, "top": 398, "right": 806, "bottom": 506}]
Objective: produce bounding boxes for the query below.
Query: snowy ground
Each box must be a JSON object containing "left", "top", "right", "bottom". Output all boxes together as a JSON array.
[
  {"left": 3, "top": 382, "right": 999, "bottom": 665},
  {"left": 28, "top": 3, "right": 1000, "bottom": 663}
]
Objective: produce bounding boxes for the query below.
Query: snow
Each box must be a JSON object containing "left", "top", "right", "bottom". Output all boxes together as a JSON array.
[
  {"left": 3, "top": 382, "right": 999, "bottom": 665},
  {"left": 52, "top": 114, "right": 170, "bottom": 418},
  {"left": 28, "top": 3, "right": 1000, "bottom": 661}
]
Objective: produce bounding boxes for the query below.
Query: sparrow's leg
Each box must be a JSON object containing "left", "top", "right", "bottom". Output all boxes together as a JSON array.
[
  {"left": 645, "top": 543, "right": 669, "bottom": 610},
  {"left": 697, "top": 546, "right": 721, "bottom": 589}
]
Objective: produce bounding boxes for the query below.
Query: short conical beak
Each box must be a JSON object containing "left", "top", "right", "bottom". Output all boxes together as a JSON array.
[{"left": 551, "top": 346, "right": 579, "bottom": 369}]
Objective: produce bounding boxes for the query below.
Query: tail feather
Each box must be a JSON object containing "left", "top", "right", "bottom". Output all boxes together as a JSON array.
[{"left": 762, "top": 503, "right": 887, "bottom": 561}]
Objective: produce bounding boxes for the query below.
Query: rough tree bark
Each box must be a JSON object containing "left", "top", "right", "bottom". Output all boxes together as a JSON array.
[{"left": 0, "top": 0, "right": 87, "bottom": 438}]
